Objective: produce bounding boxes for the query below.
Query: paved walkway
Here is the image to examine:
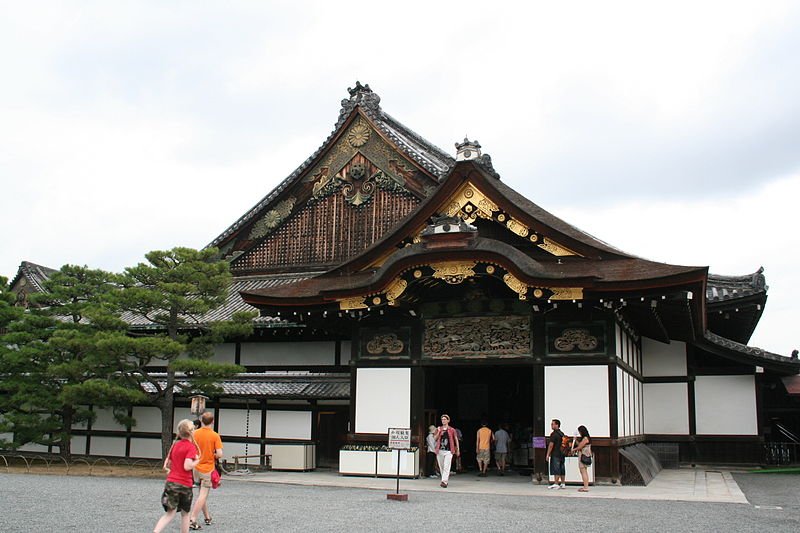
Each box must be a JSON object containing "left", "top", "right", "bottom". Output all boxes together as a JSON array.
[{"left": 229, "top": 466, "right": 749, "bottom": 504}]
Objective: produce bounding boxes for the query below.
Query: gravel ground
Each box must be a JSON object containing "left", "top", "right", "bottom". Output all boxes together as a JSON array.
[{"left": 1, "top": 473, "right": 798, "bottom": 532}]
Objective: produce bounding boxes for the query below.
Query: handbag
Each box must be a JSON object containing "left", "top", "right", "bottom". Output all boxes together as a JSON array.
[
  {"left": 580, "top": 453, "right": 592, "bottom": 466},
  {"left": 211, "top": 468, "right": 221, "bottom": 489}
]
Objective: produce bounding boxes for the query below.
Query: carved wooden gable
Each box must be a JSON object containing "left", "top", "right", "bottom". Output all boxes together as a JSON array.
[{"left": 229, "top": 114, "right": 438, "bottom": 274}]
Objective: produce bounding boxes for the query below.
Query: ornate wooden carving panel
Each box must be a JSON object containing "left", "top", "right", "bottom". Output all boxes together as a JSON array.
[
  {"left": 232, "top": 189, "right": 419, "bottom": 272},
  {"left": 358, "top": 327, "right": 411, "bottom": 359},
  {"left": 423, "top": 315, "right": 531, "bottom": 359},
  {"left": 545, "top": 321, "right": 607, "bottom": 356}
]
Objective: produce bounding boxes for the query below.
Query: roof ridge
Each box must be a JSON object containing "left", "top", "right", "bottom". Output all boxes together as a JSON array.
[{"left": 207, "top": 83, "right": 453, "bottom": 250}]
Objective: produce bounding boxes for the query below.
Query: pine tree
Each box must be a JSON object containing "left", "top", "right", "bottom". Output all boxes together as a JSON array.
[{"left": 103, "top": 247, "right": 251, "bottom": 458}]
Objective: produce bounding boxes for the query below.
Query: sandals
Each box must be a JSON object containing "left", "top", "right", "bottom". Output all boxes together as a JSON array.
[
  {"left": 204, "top": 517, "right": 213, "bottom": 525},
  {"left": 440, "top": 481, "right": 448, "bottom": 488},
  {"left": 189, "top": 520, "right": 202, "bottom": 530},
  {"left": 578, "top": 488, "right": 589, "bottom": 492}
]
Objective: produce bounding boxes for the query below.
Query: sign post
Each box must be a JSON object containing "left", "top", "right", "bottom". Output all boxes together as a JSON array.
[{"left": 387, "top": 428, "right": 411, "bottom": 501}]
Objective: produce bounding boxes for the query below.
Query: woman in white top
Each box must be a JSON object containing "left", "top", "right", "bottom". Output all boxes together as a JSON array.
[{"left": 572, "top": 425, "right": 592, "bottom": 492}]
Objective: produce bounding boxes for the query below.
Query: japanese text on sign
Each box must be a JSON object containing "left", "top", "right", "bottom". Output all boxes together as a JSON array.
[{"left": 388, "top": 428, "right": 411, "bottom": 449}]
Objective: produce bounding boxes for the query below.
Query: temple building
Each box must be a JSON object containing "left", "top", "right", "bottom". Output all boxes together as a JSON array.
[{"left": 8, "top": 83, "right": 800, "bottom": 481}]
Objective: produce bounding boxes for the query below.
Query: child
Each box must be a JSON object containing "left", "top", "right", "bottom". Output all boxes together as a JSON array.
[{"left": 154, "top": 419, "right": 201, "bottom": 533}]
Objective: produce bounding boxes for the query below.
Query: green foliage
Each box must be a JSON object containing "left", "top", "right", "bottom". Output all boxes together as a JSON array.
[{"left": 0, "top": 249, "right": 253, "bottom": 459}]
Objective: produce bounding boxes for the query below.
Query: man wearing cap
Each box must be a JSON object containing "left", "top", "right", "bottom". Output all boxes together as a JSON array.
[{"left": 434, "top": 414, "right": 460, "bottom": 488}]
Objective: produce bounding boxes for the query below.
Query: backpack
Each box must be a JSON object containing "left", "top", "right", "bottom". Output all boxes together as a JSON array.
[{"left": 560, "top": 434, "right": 571, "bottom": 455}]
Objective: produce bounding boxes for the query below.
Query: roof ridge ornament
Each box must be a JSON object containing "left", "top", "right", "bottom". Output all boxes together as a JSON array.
[
  {"left": 455, "top": 137, "right": 482, "bottom": 161},
  {"left": 455, "top": 137, "right": 500, "bottom": 179},
  {"left": 339, "top": 81, "right": 382, "bottom": 124}
]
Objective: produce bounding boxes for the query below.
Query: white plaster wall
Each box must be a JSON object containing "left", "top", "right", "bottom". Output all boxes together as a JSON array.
[
  {"left": 642, "top": 338, "right": 687, "bottom": 377},
  {"left": 224, "top": 441, "right": 257, "bottom": 461},
  {"left": 173, "top": 408, "right": 192, "bottom": 427},
  {"left": 644, "top": 382, "right": 690, "bottom": 434},
  {"left": 615, "top": 324, "right": 622, "bottom": 358},
  {"left": 695, "top": 375, "right": 758, "bottom": 435},
  {"left": 18, "top": 442, "right": 49, "bottom": 453},
  {"left": 212, "top": 343, "right": 236, "bottom": 364},
  {"left": 131, "top": 407, "right": 161, "bottom": 433},
  {"left": 355, "top": 368, "right": 411, "bottom": 434},
  {"left": 129, "top": 438, "right": 162, "bottom": 459},
  {"left": 70, "top": 435, "right": 87, "bottom": 455},
  {"left": 266, "top": 410, "right": 312, "bottom": 440},
  {"left": 617, "top": 367, "right": 626, "bottom": 437},
  {"left": 240, "top": 341, "right": 335, "bottom": 366},
  {"left": 90, "top": 436, "right": 126, "bottom": 456},
  {"left": 545, "top": 365, "right": 610, "bottom": 437},
  {"left": 218, "top": 408, "right": 262, "bottom": 438},
  {"left": 91, "top": 408, "right": 127, "bottom": 431}
]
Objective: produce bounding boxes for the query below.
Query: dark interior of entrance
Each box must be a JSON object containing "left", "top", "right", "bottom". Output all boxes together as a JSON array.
[{"left": 425, "top": 365, "right": 534, "bottom": 470}]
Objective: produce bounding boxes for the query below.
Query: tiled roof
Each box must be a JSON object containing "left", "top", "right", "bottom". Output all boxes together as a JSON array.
[
  {"left": 125, "top": 274, "right": 314, "bottom": 328},
  {"left": 706, "top": 268, "right": 767, "bottom": 303},
  {"left": 702, "top": 330, "right": 800, "bottom": 372},
  {"left": 143, "top": 372, "right": 350, "bottom": 399},
  {"left": 207, "top": 83, "right": 454, "bottom": 249},
  {"left": 9, "top": 261, "right": 57, "bottom": 293}
]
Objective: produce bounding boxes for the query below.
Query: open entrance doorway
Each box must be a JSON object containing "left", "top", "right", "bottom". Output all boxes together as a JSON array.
[{"left": 424, "top": 365, "right": 534, "bottom": 474}]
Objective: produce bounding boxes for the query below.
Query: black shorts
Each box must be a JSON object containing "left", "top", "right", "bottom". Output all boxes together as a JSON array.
[{"left": 161, "top": 481, "right": 193, "bottom": 513}]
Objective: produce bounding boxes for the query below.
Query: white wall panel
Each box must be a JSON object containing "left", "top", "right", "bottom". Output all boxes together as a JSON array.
[
  {"left": 70, "top": 435, "right": 87, "bottom": 455},
  {"left": 644, "top": 383, "right": 689, "bottom": 434},
  {"left": 616, "top": 367, "right": 625, "bottom": 437},
  {"left": 92, "top": 408, "right": 127, "bottom": 431},
  {"left": 172, "top": 408, "right": 192, "bottom": 428},
  {"left": 224, "top": 441, "right": 258, "bottom": 461},
  {"left": 355, "top": 368, "right": 411, "bottom": 434},
  {"left": 545, "top": 365, "right": 610, "bottom": 437},
  {"left": 90, "top": 436, "right": 126, "bottom": 456},
  {"left": 642, "top": 339, "right": 687, "bottom": 377},
  {"left": 218, "top": 408, "right": 262, "bottom": 438},
  {"left": 212, "top": 343, "right": 236, "bottom": 364},
  {"left": 129, "top": 438, "right": 162, "bottom": 459},
  {"left": 18, "top": 442, "right": 49, "bottom": 453},
  {"left": 614, "top": 324, "right": 622, "bottom": 357},
  {"left": 132, "top": 407, "right": 161, "bottom": 433},
  {"left": 266, "top": 410, "right": 312, "bottom": 440},
  {"left": 240, "top": 341, "right": 335, "bottom": 366},
  {"left": 695, "top": 375, "right": 758, "bottom": 435}
]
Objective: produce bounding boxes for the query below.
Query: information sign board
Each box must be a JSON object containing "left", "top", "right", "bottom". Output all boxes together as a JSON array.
[{"left": 388, "top": 427, "right": 411, "bottom": 450}]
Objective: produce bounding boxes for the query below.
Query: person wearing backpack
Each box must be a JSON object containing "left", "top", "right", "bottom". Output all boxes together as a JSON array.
[{"left": 545, "top": 419, "right": 566, "bottom": 489}]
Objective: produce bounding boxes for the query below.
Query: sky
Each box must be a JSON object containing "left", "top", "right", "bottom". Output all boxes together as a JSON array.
[{"left": 1, "top": 1, "right": 798, "bottom": 356}]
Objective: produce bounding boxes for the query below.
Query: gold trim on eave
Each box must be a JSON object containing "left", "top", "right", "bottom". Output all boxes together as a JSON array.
[
  {"left": 548, "top": 287, "right": 584, "bottom": 300},
  {"left": 431, "top": 261, "right": 477, "bottom": 284},
  {"left": 339, "top": 296, "right": 368, "bottom": 310}
]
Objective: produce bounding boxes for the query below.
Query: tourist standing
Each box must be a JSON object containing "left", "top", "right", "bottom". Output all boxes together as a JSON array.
[
  {"left": 189, "top": 412, "right": 223, "bottom": 530},
  {"left": 153, "top": 419, "right": 200, "bottom": 533},
  {"left": 494, "top": 424, "right": 511, "bottom": 475},
  {"left": 434, "top": 414, "right": 460, "bottom": 488},
  {"left": 426, "top": 425, "right": 439, "bottom": 478},
  {"left": 546, "top": 419, "right": 566, "bottom": 489},
  {"left": 475, "top": 419, "right": 494, "bottom": 477},
  {"left": 572, "top": 425, "right": 592, "bottom": 492}
]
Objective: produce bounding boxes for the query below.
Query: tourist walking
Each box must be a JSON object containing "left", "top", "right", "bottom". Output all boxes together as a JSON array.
[
  {"left": 189, "top": 412, "right": 224, "bottom": 530},
  {"left": 153, "top": 419, "right": 200, "bottom": 533},
  {"left": 494, "top": 424, "right": 510, "bottom": 475},
  {"left": 426, "top": 425, "right": 439, "bottom": 478},
  {"left": 475, "top": 419, "right": 494, "bottom": 477},
  {"left": 546, "top": 419, "right": 566, "bottom": 489},
  {"left": 572, "top": 425, "right": 592, "bottom": 492},
  {"left": 434, "top": 414, "right": 460, "bottom": 488}
]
